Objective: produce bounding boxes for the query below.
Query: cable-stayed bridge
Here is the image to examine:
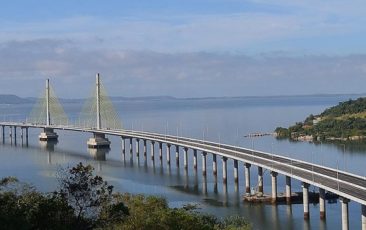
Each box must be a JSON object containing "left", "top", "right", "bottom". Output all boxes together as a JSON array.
[{"left": 0, "top": 75, "right": 365, "bottom": 230}]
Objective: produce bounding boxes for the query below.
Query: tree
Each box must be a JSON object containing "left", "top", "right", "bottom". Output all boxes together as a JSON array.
[{"left": 56, "top": 163, "right": 114, "bottom": 226}]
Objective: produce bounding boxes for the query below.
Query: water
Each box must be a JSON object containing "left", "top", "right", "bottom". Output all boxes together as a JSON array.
[{"left": 1, "top": 95, "right": 365, "bottom": 230}]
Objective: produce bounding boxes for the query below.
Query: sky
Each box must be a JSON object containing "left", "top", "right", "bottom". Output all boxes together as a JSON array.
[{"left": 0, "top": 0, "right": 366, "bottom": 98}]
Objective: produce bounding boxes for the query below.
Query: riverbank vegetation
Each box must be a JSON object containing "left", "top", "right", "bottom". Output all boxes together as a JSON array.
[
  {"left": 0, "top": 162, "right": 250, "bottom": 230},
  {"left": 275, "top": 97, "right": 366, "bottom": 142}
]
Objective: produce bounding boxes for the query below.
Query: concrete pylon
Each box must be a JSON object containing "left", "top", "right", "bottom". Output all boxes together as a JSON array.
[
  {"left": 87, "top": 74, "right": 110, "bottom": 148},
  {"left": 39, "top": 79, "right": 58, "bottom": 141}
]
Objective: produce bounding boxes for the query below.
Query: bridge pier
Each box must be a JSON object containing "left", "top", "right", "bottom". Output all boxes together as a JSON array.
[
  {"left": 40, "top": 128, "right": 59, "bottom": 142},
  {"left": 302, "top": 182, "right": 310, "bottom": 220},
  {"left": 362, "top": 204, "right": 366, "bottom": 230},
  {"left": 159, "top": 142, "right": 163, "bottom": 160},
  {"left": 271, "top": 171, "right": 278, "bottom": 203},
  {"left": 151, "top": 141, "right": 155, "bottom": 160},
  {"left": 136, "top": 139, "right": 140, "bottom": 157},
  {"left": 121, "top": 137, "right": 126, "bottom": 159},
  {"left": 233, "top": 160, "right": 238, "bottom": 183},
  {"left": 340, "top": 197, "right": 350, "bottom": 230},
  {"left": 193, "top": 149, "right": 197, "bottom": 170},
  {"left": 175, "top": 145, "right": 179, "bottom": 167},
  {"left": 222, "top": 157, "right": 228, "bottom": 184},
  {"left": 13, "top": 126, "right": 17, "bottom": 145},
  {"left": 143, "top": 140, "right": 147, "bottom": 158},
  {"left": 258, "top": 167, "right": 263, "bottom": 195},
  {"left": 245, "top": 163, "right": 251, "bottom": 195},
  {"left": 202, "top": 152, "right": 207, "bottom": 176},
  {"left": 2, "top": 125, "right": 4, "bottom": 143},
  {"left": 166, "top": 144, "right": 171, "bottom": 165},
  {"left": 25, "top": 127, "right": 28, "bottom": 146},
  {"left": 129, "top": 138, "right": 133, "bottom": 157},
  {"left": 286, "top": 176, "right": 292, "bottom": 204},
  {"left": 212, "top": 154, "right": 217, "bottom": 175},
  {"left": 183, "top": 147, "right": 188, "bottom": 169},
  {"left": 319, "top": 188, "right": 326, "bottom": 219}
]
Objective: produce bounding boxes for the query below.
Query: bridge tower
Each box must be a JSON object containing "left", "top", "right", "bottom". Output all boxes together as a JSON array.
[
  {"left": 87, "top": 74, "right": 112, "bottom": 148},
  {"left": 39, "top": 79, "right": 58, "bottom": 141}
]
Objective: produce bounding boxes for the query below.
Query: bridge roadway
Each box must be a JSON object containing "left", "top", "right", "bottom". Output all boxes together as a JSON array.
[{"left": 1, "top": 122, "right": 365, "bottom": 206}]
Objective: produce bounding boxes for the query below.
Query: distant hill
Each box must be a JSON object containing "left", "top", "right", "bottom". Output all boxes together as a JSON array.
[
  {"left": 0, "top": 95, "right": 31, "bottom": 104},
  {"left": 275, "top": 97, "right": 366, "bottom": 142}
]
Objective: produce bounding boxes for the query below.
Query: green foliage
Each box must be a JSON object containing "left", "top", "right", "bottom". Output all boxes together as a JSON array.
[
  {"left": 321, "top": 97, "right": 366, "bottom": 117},
  {"left": 0, "top": 163, "right": 251, "bottom": 230},
  {"left": 275, "top": 97, "right": 366, "bottom": 140}
]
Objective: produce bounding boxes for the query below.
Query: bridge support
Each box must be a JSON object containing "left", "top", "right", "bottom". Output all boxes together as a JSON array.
[
  {"left": 121, "top": 137, "right": 126, "bottom": 158},
  {"left": 129, "top": 138, "right": 133, "bottom": 157},
  {"left": 175, "top": 146, "right": 179, "bottom": 167},
  {"left": 87, "top": 133, "right": 110, "bottom": 148},
  {"left": 212, "top": 154, "right": 217, "bottom": 175},
  {"left": 184, "top": 147, "right": 188, "bottom": 169},
  {"left": 245, "top": 163, "right": 251, "bottom": 195},
  {"left": 362, "top": 204, "right": 366, "bottom": 230},
  {"left": 40, "top": 128, "right": 58, "bottom": 142},
  {"left": 2, "top": 125, "right": 4, "bottom": 143},
  {"left": 13, "top": 126, "right": 17, "bottom": 145},
  {"left": 151, "top": 141, "right": 155, "bottom": 160},
  {"left": 202, "top": 152, "right": 207, "bottom": 176},
  {"left": 258, "top": 167, "right": 263, "bottom": 195},
  {"left": 136, "top": 139, "right": 140, "bottom": 157},
  {"left": 340, "top": 197, "right": 350, "bottom": 230},
  {"left": 286, "top": 176, "right": 292, "bottom": 204},
  {"left": 271, "top": 171, "right": 278, "bottom": 203},
  {"left": 143, "top": 140, "right": 147, "bottom": 158},
  {"left": 159, "top": 142, "right": 163, "bottom": 160},
  {"left": 222, "top": 157, "right": 228, "bottom": 184},
  {"left": 166, "top": 144, "right": 171, "bottom": 165},
  {"left": 25, "top": 127, "right": 28, "bottom": 146},
  {"left": 193, "top": 150, "right": 197, "bottom": 169},
  {"left": 302, "top": 182, "right": 310, "bottom": 220},
  {"left": 233, "top": 160, "right": 238, "bottom": 183},
  {"left": 319, "top": 188, "right": 326, "bottom": 219}
]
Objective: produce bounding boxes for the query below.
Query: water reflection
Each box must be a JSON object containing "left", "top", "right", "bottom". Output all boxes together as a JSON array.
[{"left": 88, "top": 148, "right": 110, "bottom": 161}]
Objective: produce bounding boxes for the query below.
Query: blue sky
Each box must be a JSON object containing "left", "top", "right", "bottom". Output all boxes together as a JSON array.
[{"left": 0, "top": 0, "right": 366, "bottom": 97}]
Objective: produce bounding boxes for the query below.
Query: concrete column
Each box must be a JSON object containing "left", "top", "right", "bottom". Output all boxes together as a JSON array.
[
  {"left": 362, "top": 205, "right": 366, "bottom": 230},
  {"left": 135, "top": 139, "right": 140, "bottom": 157},
  {"left": 245, "top": 163, "right": 251, "bottom": 195},
  {"left": 143, "top": 140, "right": 147, "bottom": 156},
  {"left": 150, "top": 141, "right": 155, "bottom": 160},
  {"left": 286, "top": 176, "right": 292, "bottom": 204},
  {"left": 212, "top": 154, "right": 217, "bottom": 175},
  {"left": 166, "top": 144, "right": 171, "bottom": 165},
  {"left": 319, "top": 188, "right": 326, "bottom": 219},
  {"left": 13, "top": 126, "right": 17, "bottom": 145},
  {"left": 302, "top": 182, "right": 310, "bottom": 220},
  {"left": 233, "top": 160, "right": 238, "bottom": 183},
  {"left": 129, "top": 138, "right": 133, "bottom": 155},
  {"left": 193, "top": 149, "right": 197, "bottom": 169},
  {"left": 222, "top": 157, "right": 228, "bottom": 184},
  {"left": 340, "top": 197, "right": 350, "bottom": 230},
  {"left": 2, "top": 126, "right": 5, "bottom": 143},
  {"left": 271, "top": 171, "right": 278, "bottom": 204},
  {"left": 202, "top": 152, "right": 207, "bottom": 176},
  {"left": 25, "top": 127, "right": 28, "bottom": 146},
  {"left": 258, "top": 167, "right": 263, "bottom": 195},
  {"left": 159, "top": 142, "right": 163, "bottom": 160},
  {"left": 121, "top": 137, "right": 126, "bottom": 156},
  {"left": 175, "top": 145, "right": 180, "bottom": 167},
  {"left": 183, "top": 147, "right": 188, "bottom": 169}
]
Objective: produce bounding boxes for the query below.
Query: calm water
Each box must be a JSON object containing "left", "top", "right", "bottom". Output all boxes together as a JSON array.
[{"left": 1, "top": 95, "right": 366, "bottom": 230}]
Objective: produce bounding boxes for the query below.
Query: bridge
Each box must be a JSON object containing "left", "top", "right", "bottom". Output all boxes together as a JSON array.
[{"left": 0, "top": 75, "right": 365, "bottom": 230}]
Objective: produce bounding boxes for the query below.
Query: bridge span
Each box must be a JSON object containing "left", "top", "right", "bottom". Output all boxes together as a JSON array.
[{"left": 0, "top": 121, "right": 365, "bottom": 230}]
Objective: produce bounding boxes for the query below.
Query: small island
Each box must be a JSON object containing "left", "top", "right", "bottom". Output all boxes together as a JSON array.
[{"left": 275, "top": 97, "right": 366, "bottom": 142}]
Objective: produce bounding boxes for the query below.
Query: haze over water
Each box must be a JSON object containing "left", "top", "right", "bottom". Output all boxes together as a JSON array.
[{"left": 1, "top": 94, "right": 365, "bottom": 229}]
